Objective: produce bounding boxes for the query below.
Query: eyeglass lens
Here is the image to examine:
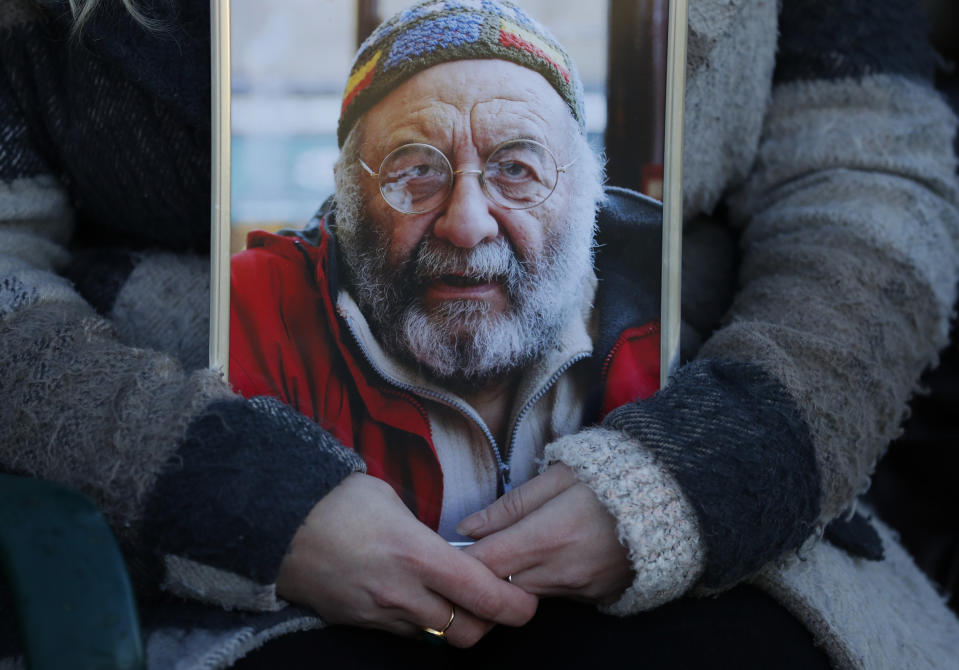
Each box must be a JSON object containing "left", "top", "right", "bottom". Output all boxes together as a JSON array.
[{"left": 376, "top": 140, "right": 559, "bottom": 213}]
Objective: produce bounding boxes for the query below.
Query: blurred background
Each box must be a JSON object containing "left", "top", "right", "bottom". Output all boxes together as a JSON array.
[{"left": 229, "top": 0, "right": 670, "bottom": 252}]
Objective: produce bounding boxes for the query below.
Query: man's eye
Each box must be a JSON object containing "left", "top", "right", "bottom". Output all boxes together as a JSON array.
[
  {"left": 387, "top": 163, "right": 439, "bottom": 182},
  {"left": 492, "top": 161, "right": 533, "bottom": 180},
  {"left": 403, "top": 164, "right": 441, "bottom": 179}
]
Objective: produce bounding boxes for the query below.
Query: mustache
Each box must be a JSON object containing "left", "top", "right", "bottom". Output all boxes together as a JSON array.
[{"left": 411, "top": 236, "right": 527, "bottom": 288}]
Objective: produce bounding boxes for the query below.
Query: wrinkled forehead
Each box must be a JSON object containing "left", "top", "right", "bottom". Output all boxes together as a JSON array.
[{"left": 356, "top": 60, "right": 575, "bottom": 157}]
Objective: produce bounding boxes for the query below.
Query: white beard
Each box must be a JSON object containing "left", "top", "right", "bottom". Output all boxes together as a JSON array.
[{"left": 334, "top": 135, "right": 604, "bottom": 390}]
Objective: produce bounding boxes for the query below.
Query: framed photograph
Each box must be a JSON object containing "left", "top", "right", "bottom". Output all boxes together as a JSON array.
[{"left": 211, "top": 0, "right": 686, "bottom": 538}]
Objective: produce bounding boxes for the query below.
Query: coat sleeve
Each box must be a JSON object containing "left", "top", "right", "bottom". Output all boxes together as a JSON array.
[
  {"left": 0, "top": 1, "right": 364, "bottom": 613},
  {"left": 552, "top": 0, "right": 959, "bottom": 606}
]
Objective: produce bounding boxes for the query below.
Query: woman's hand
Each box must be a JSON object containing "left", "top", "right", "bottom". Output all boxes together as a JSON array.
[
  {"left": 276, "top": 472, "right": 538, "bottom": 648},
  {"left": 459, "top": 463, "right": 634, "bottom": 605}
]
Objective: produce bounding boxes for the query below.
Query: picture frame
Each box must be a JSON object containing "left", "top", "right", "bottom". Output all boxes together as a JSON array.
[{"left": 209, "top": 0, "right": 687, "bottom": 532}]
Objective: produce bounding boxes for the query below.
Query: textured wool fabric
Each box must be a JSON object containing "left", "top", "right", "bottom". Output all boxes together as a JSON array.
[
  {"left": 543, "top": 428, "right": 705, "bottom": 614},
  {"left": 109, "top": 252, "right": 212, "bottom": 371},
  {"left": 0, "top": 297, "right": 230, "bottom": 529},
  {"left": 0, "top": 0, "right": 367, "bottom": 623},
  {"left": 62, "top": 247, "right": 139, "bottom": 315},
  {"left": 716, "top": 74, "right": 959, "bottom": 523},
  {"left": 0, "top": 177, "right": 72, "bottom": 239},
  {"left": 602, "top": 359, "right": 820, "bottom": 590},
  {"left": 681, "top": 0, "right": 778, "bottom": 218},
  {"left": 0, "top": 0, "right": 211, "bottom": 251},
  {"left": 612, "top": 0, "right": 959, "bottom": 596},
  {"left": 773, "top": 0, "right": 937, "bottom": 83},
  {"left": 337, "top": 0, "right": 584, "bottom": 146},
  {"left": 821, "top": 512, "right": 883, "bottom": 561},
  {"left": 140, "top": 602, "right": 323, "bottom": 670},
  {"left": 142, "top": 396, "right": 366, "bottom": 601},
  {"left": 753, "top": 516, "right": 959, "bottom": 669}
]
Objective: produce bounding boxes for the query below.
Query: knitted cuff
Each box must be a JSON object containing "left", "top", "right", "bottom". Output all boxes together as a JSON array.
[
  {"left": 543, "top": 427, "right": 705, "bottom": 615},
  {"left": 603, "top": 359, "right": 820, "bottom": 590}
]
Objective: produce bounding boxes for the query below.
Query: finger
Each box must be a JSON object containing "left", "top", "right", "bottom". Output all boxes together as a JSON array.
[
  {"left": 469, "top": 485, "right": 633, "bottom": 601},
  {"left": 504, "top": 559, "right": 633, "bottom": 604},
  {"left": 422, "top": 602, "right": 496, "bottom": 649},
  {"left": 423, "top": 543, "right": 538, "bottom": 628},
  {"left": 371, "top": 575, "right": 498, "bottom": 647},
  {"left": 501, "top": 563, "right": 606, "bottom": 601},
  {"left": 462, "top": 477, "right": 588, "bottom": 579},
  {"left": 339, "top": 572, "right": 494, "bottom": 647},
  {"left": 455, "top": 463, "right": 577, "bottom": 538},
  {"left": 404, "top": 587, "right": 493, "bottom": 647},
  {"left": 463, "top": 511, "right": 555, "bottom": 592}
]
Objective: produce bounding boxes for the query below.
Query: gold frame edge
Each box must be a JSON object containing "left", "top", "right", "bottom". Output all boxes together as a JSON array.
[{"left": 209, "top": 0, "right": 231, "bottom": 375}]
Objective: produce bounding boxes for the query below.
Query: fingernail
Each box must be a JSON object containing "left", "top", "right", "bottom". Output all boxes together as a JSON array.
[{"left": 456, "top": 512, "right": 483, "bottom": 537}]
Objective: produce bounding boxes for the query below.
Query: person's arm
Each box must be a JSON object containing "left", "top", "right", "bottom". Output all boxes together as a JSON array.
[
  {"left": 0, "top": 0, "right": 369, "bottom": 615},
  {"left": 466, "top": 0, "right": 959, "bottom": 612},
  {"left": 1, "top": 237, "right": 367, "bottom": 615},
  {"left": 0, "top": 135, "right": 368, "bottom": 619},
  {"left": 604, "top": 0, "right": 959, "bottom": 591}
]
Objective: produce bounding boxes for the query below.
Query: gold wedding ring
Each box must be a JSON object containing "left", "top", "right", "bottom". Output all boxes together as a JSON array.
[{"left": 421, "top": 606, "right": 456, "bottom": 640}]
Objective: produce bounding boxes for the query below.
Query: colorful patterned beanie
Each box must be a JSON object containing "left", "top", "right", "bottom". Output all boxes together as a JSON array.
[{"left": 337, "top": 0, "right": 585, "bottom": 147}]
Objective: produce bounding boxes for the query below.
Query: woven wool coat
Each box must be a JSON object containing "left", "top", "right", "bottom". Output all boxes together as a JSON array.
[{"left": 2, "top": 0, "right": 959, "bottom": 667}]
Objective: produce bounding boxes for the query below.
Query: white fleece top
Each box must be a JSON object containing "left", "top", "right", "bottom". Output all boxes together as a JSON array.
[{"left": 335, "top": 272, "right": 597, "bottom": 540}]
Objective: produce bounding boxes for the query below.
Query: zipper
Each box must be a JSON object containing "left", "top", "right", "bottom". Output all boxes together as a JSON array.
[
  {"left": 339, "top": 305, "right": 594, "bottom": 496},
  {"left": 337, "top": 307, "right": 511, "bottom": 489},
  {"left": 300, "top": 235, "right": 504, "bottom": 480},
  {"left": 502, "top": 351, "right": 591, "bottom": 488}
]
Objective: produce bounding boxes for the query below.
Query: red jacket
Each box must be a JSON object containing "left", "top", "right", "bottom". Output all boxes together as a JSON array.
[{"left": 230, "top": 190, "right": 662, "bottom": 530}]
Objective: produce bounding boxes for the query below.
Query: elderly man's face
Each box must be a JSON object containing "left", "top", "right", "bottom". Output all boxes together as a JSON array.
[{"left": 335, "top": 60, "right": 601, "bottom": 387}]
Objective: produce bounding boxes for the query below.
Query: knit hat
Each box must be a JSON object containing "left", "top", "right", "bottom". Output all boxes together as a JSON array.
[{"left": 337, "top": 0, "right": 584, "bottom": 147}]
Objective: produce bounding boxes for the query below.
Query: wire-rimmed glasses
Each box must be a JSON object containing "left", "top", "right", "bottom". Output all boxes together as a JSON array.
[{"left": 358, "top": 139, "right": 574, "bottom": 214}]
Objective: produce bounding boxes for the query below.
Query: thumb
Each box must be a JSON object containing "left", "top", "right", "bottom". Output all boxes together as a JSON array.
[{"left": 456, "top": 463, "right": 577, "bottom": 538}]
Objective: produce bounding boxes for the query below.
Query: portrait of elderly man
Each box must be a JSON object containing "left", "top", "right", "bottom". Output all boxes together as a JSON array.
[
  {"left": 230, "top": 8, "right": 661, "bottom": 539},
  {"left": 230, "top": 0, "right": 666, "bottom": 644}
]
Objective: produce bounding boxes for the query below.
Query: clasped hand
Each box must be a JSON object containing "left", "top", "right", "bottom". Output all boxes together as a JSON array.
[
  {"left": 459, "top": 463, "right": 634, "bottom": 604},
  {"left": 276, "top": 465, "right": 632, "bottom": 647}
]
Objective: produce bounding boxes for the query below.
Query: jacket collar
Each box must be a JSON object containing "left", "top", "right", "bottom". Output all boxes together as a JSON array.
[{"left": 333, "top": 271, "right": 597, "bottom": 428}]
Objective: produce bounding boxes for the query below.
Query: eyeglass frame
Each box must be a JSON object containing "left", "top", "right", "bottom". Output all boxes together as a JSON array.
[{"left": 357, "top": 138, "right": 576, "bottom": 214}]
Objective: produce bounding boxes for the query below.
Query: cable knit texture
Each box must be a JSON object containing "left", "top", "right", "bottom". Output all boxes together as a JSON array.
[{"left": 543, "top": 428, "right": 705, "bottom": 614}]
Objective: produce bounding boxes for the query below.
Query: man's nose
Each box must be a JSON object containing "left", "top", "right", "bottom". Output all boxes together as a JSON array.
[{"left": 431, "top": 170, "right": 499, "bottom": 248}]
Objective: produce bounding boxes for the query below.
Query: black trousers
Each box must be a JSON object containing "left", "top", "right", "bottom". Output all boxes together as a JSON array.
[{"left": 233, "top": 584, "right": 832, "bottom": 669}]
